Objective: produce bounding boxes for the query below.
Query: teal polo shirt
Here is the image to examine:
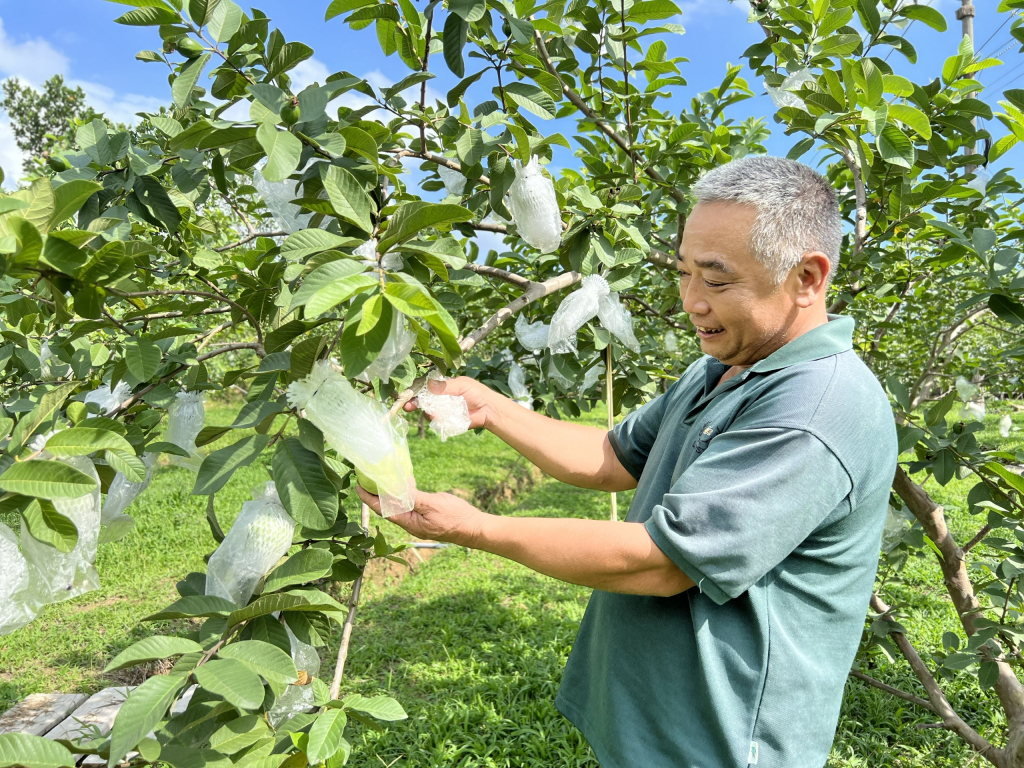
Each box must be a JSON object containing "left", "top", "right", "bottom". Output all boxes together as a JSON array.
[{"left": 556, "top": 316, "right": 897, "bottom": 768}]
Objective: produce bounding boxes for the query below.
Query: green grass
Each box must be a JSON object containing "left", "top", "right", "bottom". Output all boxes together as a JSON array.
[{"left": 2, "top": 402, "right": 1023, "bottom": 767}]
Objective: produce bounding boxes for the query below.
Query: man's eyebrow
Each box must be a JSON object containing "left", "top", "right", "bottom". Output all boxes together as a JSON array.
[{"left": 693, "top": 258, "right": 735, "bottom": 274}]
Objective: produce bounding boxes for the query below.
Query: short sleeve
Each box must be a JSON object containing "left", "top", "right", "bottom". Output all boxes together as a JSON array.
[
  {"left": 645, "top": 427, "right": 852, "bottom": 605},
  {"left": 608, "top": 392, "right": 669, "bottom": 480}
]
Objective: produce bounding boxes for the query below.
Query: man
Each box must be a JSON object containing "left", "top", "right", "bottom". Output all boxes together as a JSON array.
[{"left": 357, "top": 156, "right": 898, "bottom": 768}]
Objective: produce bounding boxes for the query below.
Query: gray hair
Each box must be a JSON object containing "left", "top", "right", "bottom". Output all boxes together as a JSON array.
[{"left": 691, "top": 156, "right": 841, "bottom": 283}]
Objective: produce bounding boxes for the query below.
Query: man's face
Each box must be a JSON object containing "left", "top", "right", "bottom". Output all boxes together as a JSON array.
[{"left": 678, "top": 202, "right": 802, "bottom": 367}]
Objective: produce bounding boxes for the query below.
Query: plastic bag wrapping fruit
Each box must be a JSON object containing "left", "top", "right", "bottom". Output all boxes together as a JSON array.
[
  {"left": 39, "top": 341, "right": 55, "bottom": 380},
  {"left": 354, "top": 238, "right": 377, "bottom": 262},
  {"left": 664, "top": 330, "right": 678, "bottom": 354},
  {"left": 268, "top": 624, "right": 321, "bottom": 728},
  {"left": 546, "top": 356, "right": 572, "bottom": 388},
  {"left": 415, "top": 374, "right": 471, "bottom": 441},
  {"left": 101, "top": 453, "right": 157, "bottom": 523},
  {"left": 0, "top": 523, "right": 41, "bottom": 636},
  {"left": 20, "top": 455, "right": 101, "bottom": 604},
  {"left": 962, "top": 401, "right": 986, "bottom": 423},
  {"left": 167, "top": 391, "right": 205, "bottom": 470},
  {"left": 205, "top": 482, "right": 296, "bottom": 607},
  {"left": 881, "top": 505, "right": 912, "bottom": 553},
  {"left": 597, "top": 292, "right": 641, "bottom": 353},
  {"left": 515, "top": 314, "right": 550, "bottom": 352},
  {"left": 1000, "top": 414, "right": 1013, "bottom": 438},
  {"left": 764, "top": 69, "right": 815, "bottom": 110},
  {"left": 581, "top": 362, "right": 605, "bottom": 393},
  {"left": 507, "top": 156, "right": 562, "bottom": 254},
  {"left": 508, "top": 361, "right": 533, "bottom": 410},
  {"left": 547, "top": 275, "right": 610, "bottom": 354},
  {"left": 437, "top": 164, "right": 467, "bottom": 196},
  {"left": 84, "top": 381, "right": 132, "bottom": 416},
  {"left": 357, "top": 312, "right": 417, "bottom": 384},
  {"left": 288, "top": 361, "right": 416, "bottom": 517},
  {"left": 253, "top": 168, "right": 313, "bottom": 234}
]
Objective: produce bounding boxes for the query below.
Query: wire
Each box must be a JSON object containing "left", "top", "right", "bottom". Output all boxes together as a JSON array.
[
  {"left": 977, "top": 12, "right": 1017, "bottom": 57},
  {"left": 986, "top": 58, "right": 1024, "bottom": 91}
]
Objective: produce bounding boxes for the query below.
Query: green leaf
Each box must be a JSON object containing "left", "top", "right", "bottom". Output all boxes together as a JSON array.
[
  {"left": 108, "top": 675, "right": 186, "bottom": 767},
  {"left": 443, "top": 12, "right": 467, "bottom": 77},
  {"left": 51, "top": 180, "right": 102, "bottom": 226},
  {"left": 133, "top": 176, "right": 182, "bottom": 233},
  {"left": 76, "top": 119, "right": 112, "bottom": 166},
  {"left": 307, "top": 709, "right": 347, "bottom": 763},
  {"left": 172, "top": 53, "right": 211, "bottom": 107},
  {"left": 217, "top": 640, "right": 299, "bottom": 684},
  {"left": 193, "top": 435, "right": 270, "bottom": 496},
  {"left": 8, "top": 383, "right": 78, "bottom": 453},
  {"left": 125, "top": 338, "right": 162, "bottom": 380},
  {"left": 45, "top": 427, "right": 135, "bottom": 457},
  {"left": 990, "top": 294, "right": 1024, "bottom": 325},
  {"left": 342, "top": 693, "right": 407, "bottom": 720},
  {"left": 104, "top": 636, "right": 204, "bottom": 673},
  {"left": 626, "top": 0, "right": 680, "bottom": 23},
  {"left": 264, "top": 548, "right": 334, "bottom": 593},
  {"left": 143, "top": 594, "right": 237, "bottom": 621},
  {"left": 900, "top": 3, "right": 946, "bottom": 31},
  {"left": 22, "top": 499, "right": 78, "bottom": 553},
  {"left": 0, "top": 734, "right": 75, "bottom": 768},
  {"left": 503, "top": 83, "right": 556, "bottom": 120},
  {"left": 933, "top": 449, "right": 956, "bottom": 486},
  {"left": 266, "top": 42, "right": 314, "bottom": 81},
  {"left": 856, "top": 0, "right": 880, "bottom": 35},
  {"left": 326, "top": 0, "right": 377, "bottom": 19},
  {"left": 379, "top": 202, "right": 473, "bottom": 252},
  {"left": 226, "top": 591, "right": 346, "bottom": 626},
  {"left": 208, "top": 0, "right": 242, "bottom": 42},
  {"left": 208, "top": 715, "right": 269, "bottom": 755},
  {"left": 193, "top": 658, "right": 266, "bottom": 710},
  {"left": 114, "top": 7, "right": 180, "bottom": 26},
  {"left": 304, "top": 274, "right": 378, "bottom": 318},
  {"left": 887, "top": 103, "right": 931, "bottom": 140},
  {"left": 256, "top": 123, "right": 302, "bottom": 183},
  {"left": 324, "top": 166, "right": 374, "bottom": 233},
  {"left": 0, "top": 460, "right": 97, "bottom": 500},
  {"left": 876, "top": 124, "right": 915, "bottom": 169},
  {"left": 271, "top": 438, "right": 338, "bottom": 529},
  {"left": 861, "top": 59, "right": 883, "bottom": 107},
  {"left": 281, "top": 229, "right": 361, "bottom": 262}
]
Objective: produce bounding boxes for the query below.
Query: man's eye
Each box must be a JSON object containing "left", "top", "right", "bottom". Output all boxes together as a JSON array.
[{"left": 705, "top": 280, "right": 726, "bottom": 288}]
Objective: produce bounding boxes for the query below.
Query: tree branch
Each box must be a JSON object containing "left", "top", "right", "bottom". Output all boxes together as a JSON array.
[
  {"left": 848, "top": 669, "right": 936, "bottom": 712},
  {"left": 621, "top": 293, "right": 687, "bottom": 330},
  {"left": 463, "top": 263, "right": 533, "bottom": 289},
  {"left": 214, "top": 230, "right": 288, "bottom": 252},
  {"left": 330, "top": 503, "right": 370, "bottom": 700},
  {"left": 383, "top": 149, "right": 491, "bottom": 187},
  {"left": 829, "top": 146, "right": 868, "bottom": 315}
]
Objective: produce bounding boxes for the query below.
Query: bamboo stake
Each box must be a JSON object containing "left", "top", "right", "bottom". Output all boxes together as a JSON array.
[
  {"left": 606, "top": 344, "right": 617, "bottom": 522},
  {"left": 329, "top": 502, "right": 370, "bottom": 700}
]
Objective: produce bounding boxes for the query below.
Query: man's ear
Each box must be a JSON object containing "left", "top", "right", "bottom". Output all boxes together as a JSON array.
[{"left": 792, "top": 252, "right": 831, "bottom": 308}]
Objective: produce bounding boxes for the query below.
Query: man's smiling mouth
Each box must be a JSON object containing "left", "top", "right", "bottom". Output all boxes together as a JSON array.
[{"left": 695, "top": 325, "right": 724, "bottom": 336}]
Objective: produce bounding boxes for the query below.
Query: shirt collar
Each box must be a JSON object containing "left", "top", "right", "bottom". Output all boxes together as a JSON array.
[{"left": 746, "top": 314, "right": 855, "bottom": 374}]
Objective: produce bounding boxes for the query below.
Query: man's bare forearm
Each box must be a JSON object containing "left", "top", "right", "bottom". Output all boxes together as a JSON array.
[
  {"left": 484, "top": 392, "right": 637, "bottom": 492},
  {"left": 469, "top": 513, "right": 694, "bottom": 597}
]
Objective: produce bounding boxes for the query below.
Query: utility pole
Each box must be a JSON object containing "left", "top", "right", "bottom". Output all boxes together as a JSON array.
[{"left": 958, "top": 0, "right": 978, "bottom": 172}]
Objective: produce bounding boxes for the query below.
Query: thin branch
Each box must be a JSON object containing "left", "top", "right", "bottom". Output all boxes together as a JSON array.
[
  {"left": 214, "top": 230, "right": 288, "bottom": 252},
  {"left": 463, "top": 263, "right": 533, "bottom": 289},
  {"left": 383, "top": 149, "right": 491, "bottom": 187},
  {"left": 964, "top": 524, "right": 992, "bottom": 554},
  {"left": 621, "top": 293, "right": 687, "bottom": 330},
  {"left": 533, "top": 31, "right": 685, "bottom": 205},
  {"left": 128, "top": 307, "right": 232, "bottom": 321},
  {"left": 619, "top": 0, "right": 637, "bottom": 184},
  {"left": 330, "top": 503, "right": 371, "bottom": 700},
  {"left": 848, "top": 669, "right": 936, "bottom": 712},
  {"left": 469, "top": 220, "right": 508, "bottom": 234},
  {"left": 830, "top": 146, "right": 868, "bottom": 314},
  {"left": 419, "top": 14, "right": 433, "bottom": 151}
]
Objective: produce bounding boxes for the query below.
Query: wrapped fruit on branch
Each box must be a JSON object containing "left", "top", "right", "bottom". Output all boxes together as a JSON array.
[
  {"left": 0, "top": 523, "right": 41, "bottom": 636},
  {"left": 507, "top": 156, "right": 562, "bottom": 254},
  {"left": 357, "top": 312, "right": 417, "bottom": 384},
  {"left": 436, "top": 164, "right": 467, "bottom": 196},
  {"left": 415, "top": 373, "right": 472, "bottom": 441},
  {"left": 166, "top": 391, "right": 206, "bottom": 470},
  {"left": 205, "top": 482, "right": 295, "bottom": 607},
  {"left": 83, "top": 381, "right": 132, "bottom": 416},
  {"left": 547, "top": 275, "right": 641, "bottom": 355},
  {"left": 515, "top": 314, "right": 550, "bottom": 352},
  {"left": 581, "top": 363, "right": 605, "bottom": 393},
  {"left": 508, "top": 360, "right": 533, "bottom": 410},
  {"left": 288, "top": 361, "right": 416, "bottom": 517},
  {"left": 597, "top": 293, "right": 641, "bottom": 353},
  {"left": 253, "top": 168, "right": 312, "bottom": 234},
  {"left": 1000, "top": 414, "right": 1013, "bottom": 438},
  {"left": 100, "top": 453, "right": 156, "bottom": 540}
]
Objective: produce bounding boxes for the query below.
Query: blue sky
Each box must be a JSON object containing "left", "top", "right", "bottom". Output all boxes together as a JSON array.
[{"left": 0, "top": 0, "right": 1019, "bottom": 186}]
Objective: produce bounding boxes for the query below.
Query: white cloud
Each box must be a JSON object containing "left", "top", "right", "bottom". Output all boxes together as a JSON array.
[
  {"left": 69, "top": 79, "right": 164, "bottom": 127},
  {"left": 291, "top": 57, "right": 331, "bottom": 93},
  {"left": 0, "top": 119, "right": 25, "bottom": 187},
  {"left": 0, "top": 18, "right": 68, "bottom": 85},
  {"left": 677, "top": 0, "right": 749, "bottom": 24}
]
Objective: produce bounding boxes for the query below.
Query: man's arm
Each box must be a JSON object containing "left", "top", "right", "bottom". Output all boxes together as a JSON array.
[
  {"left": 411, "top": 377, "right": 637, "bottom": 492},
  {"left": 358, "top": 488, "right": 694, "bottom": 598}
]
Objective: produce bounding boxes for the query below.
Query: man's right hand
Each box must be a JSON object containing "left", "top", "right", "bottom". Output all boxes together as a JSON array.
[{"left": 405, "top": 375, "right": 497, "bottom": 430}]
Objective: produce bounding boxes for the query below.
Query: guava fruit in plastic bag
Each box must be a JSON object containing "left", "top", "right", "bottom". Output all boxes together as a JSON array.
[
  {"left": 764, "top": 69, "right": 815, "bottom": 110},
  {"left": 1000, "top": 414, "right": 1013, "bottom": 438},
  {"left": 205, "top": 482, "right": 296, "bottom": 607},
  {"left": 547, "top": 275, "right": 609, "bottom": 355},
  {"left": 664, "top": 330, "right": 678, "bottom": 354},
  {"left": 354, "top": 238, "right": 378, "bottom": 262},
  {"left": 39, "top": 341, "right": 55, "bottom": 380},
  {"left": 515, "top": 314, "right": 549, "bottom": 352},
  {"left": 437, "top": 164, "right": 467, "bottom": 196},
  {"left": 288, "top": 362, "right": 416, "bottom": 517},
  {"left": 508, "top": 361, "right": 533, "bottom": 410},
  {"left": 597, "top": 292, "right": 641, "bottom": 353},
  {"left": 581, "top": 363, "right": 605, "bottom": 393},
  {"left": 84, "top": 381, "right": 132, "bottom": 416},
  {"left": 962, "top": 401, "right": 986, "bottom": 423},
  {"left": 101, "top": 453, "right": 156, "bottom": 524},
  {"left": 357, "top": 312, "right": 417, "bottom": 384},
  {"left": 507, "top": 156, "right": 561, "bottom": 254},
  {"left": 0, "top": 523, "right": 40, "bottom": 635},
  {"left": 167, "top": 391, "right": 205, "bottom": 470},
  {"left": 267, "top": 623, "right": 321, "bottom": 728},
  {"left": 253, "top": 168, "right": 312, "bottom": 234},
  {"left": 415, "top": 373, "right": 471, "bottom": 441},
  {"left": 20, "top": 455, "right": 102, "bottom": 604},
  {"left": 881, "top": 505, "right": 912, "bottom": 553}
]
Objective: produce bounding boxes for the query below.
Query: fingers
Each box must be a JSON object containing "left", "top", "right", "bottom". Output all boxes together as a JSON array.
[{"left": 356, "top": 486, "right": 382, "bottom": 513}]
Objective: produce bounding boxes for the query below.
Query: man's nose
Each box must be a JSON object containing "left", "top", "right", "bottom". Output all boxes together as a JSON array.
[{"left": 681, "top": 278, "right": 709, "bottom": 316}]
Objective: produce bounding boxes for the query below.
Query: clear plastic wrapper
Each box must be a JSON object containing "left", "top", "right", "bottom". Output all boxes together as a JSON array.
[
  {"left": 357, "top": 312, "right": 416, "bottom": 384},
  {"left": 20, "top": 455, "right": 101, "bottom": 604},
  {"left": 962, "top": 401, "right": 986, "bottom": 423},
  {"left": 966, "top": 170, "right": 990, "bottom": 196},
  {"left": 597, "top": 292, "right": 641, "bottom": 353},
  {"left": 0, "top": 523, "right": 40, "bottom": 635},
  {"left": 507, "top": 156, "right": 562, "bottom": 254},
  {"left": 205, "top": 482, "right": 296, "bottom": 607},
  {"left": 415, "top": 373, "right": 471, "bottom": 441},
  {"left": 1000, "top": 414, "right": 1013, "bottom": 439},
  {"left": 288, "top": 362, "right": 416, "bottom": 517},
  {"left": 515, "top": 314, "right": 549, "bottom": 352},
  {"left": 547, "top": 275, "right": 609, "bottom": 355},
  {"left": 101, "top": 453, "right": 156, "bottom": 523},
  {"left": 881, "top": 505, "right": 911, "bottom": 553},
  {"left": 581, "top": 363, "right": 605, "bottom": 393},
  {"left": 167, "top": 391, "right": 205, "bottom": 471},
  {"left": 546, "top": 356, "right": 572, "bottom": 388},
  {"left": 380, "top": 252, "right": 404, "bottom": 271},
  {"left": 436, "top": 164, "right": 467, "bottom": 196},
  {"left": 508, "top": 361, "right": 533, "bottom": 410},
  {"left": 354, "top": 238, "right": 378, "bottom": 262},
  {"left": 39, "top": 341, "right": 55, "bottom": 380},
  {"left": 268, "top": 621, "right": 321, "bottom": 728},
  {"left": 955, "top": 376, "right": 978, "bottom": 402},
  {"left": 84, "top": 381, "right": 132, "bottom": 416},
  {"left": 664, "top": 330, "right": 678, "bottom": 354},
  {"left": 253, "top": 168, "right": 312, "bottom": 234},
  {"left": 764, "top": 69, "right": 815, "bottom": 110}
]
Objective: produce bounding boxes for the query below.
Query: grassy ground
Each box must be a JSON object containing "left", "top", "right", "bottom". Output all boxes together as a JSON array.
[{"left": 2, "top": 401, "right": 1023, "bottom": 767}]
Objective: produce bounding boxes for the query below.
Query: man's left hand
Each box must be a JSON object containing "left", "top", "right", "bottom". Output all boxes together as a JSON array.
[{"left": 356, "top": 487, "right": 485, "bottom": 546}]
